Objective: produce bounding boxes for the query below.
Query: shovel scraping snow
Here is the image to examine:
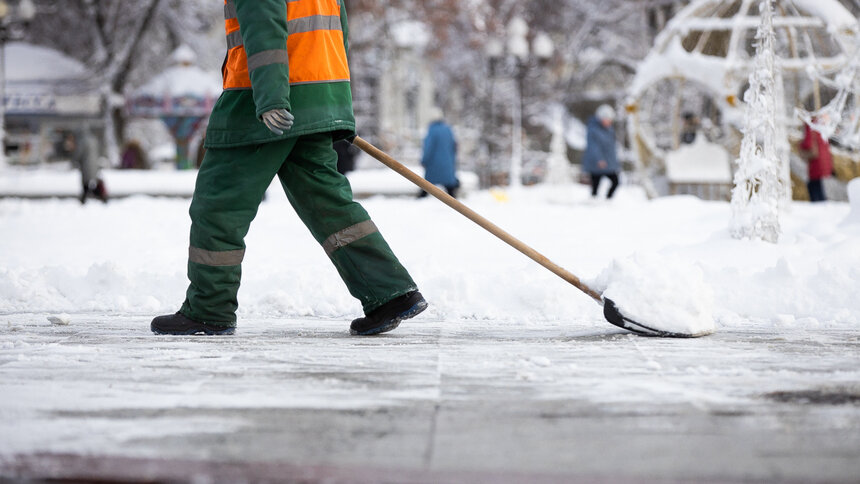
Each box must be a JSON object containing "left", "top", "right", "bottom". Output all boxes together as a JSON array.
[{"left": 351, "top": 136, "right": 709, "bottom": 338}]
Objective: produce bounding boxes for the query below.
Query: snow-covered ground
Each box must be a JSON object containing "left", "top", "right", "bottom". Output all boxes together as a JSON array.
[
  {"left": 1, "top": 170, "right": 859, "bottom": 481},
  {"left": 1, "top": 173, "right": 857, "bottom": 326},
  {"left": 0, "top": 160, "right": 480, "bottom": 199}
]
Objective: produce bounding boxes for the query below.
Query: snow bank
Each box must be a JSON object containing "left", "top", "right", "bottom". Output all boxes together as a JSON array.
[
  {"left": 0, "top": 177, "right": 857, "bottom": 332},
  {"left": 594, "top": 253, "right": 716, "bottom": 336}
]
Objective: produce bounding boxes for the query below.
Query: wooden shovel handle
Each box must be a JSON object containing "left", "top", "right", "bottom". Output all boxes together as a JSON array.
[{"left": 352, "top": 136, "right": 603, "bottom": 303}]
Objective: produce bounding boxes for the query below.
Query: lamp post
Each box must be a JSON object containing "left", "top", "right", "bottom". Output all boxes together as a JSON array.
[
  {"left": 486, "top": 17, "right": 554, "bottom": 189},
  {"left": 484, "top": 37, "right": 503, "bottom": 188},
  {"left": 0, "top": 0, "right": 36, "bottom": 168},
  {"left": 507, "top": 17, "right": 528, "bottom": 190}
]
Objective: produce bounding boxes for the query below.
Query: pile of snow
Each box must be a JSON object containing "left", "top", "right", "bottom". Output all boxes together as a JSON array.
[
  {"left": 0, "top": 176, "right": 858, "bottom": 331},
  {"left": 594, "top": 253, "right": 716, "bottom": 336}
]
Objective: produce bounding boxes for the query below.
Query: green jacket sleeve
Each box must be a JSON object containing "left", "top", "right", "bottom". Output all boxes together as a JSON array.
[
  {"left": 234, "top": 0, "right": 291, "bottom": 118},
  {"left": 340, "top": 0, "right": 349, "bottom": 55}
]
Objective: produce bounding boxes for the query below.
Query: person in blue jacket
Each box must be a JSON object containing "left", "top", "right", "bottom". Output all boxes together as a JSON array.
[
  {"left": 583, "top": 104, "right": 620, "bottom": 199},
  {"left": 420, "top": 107, "right": 459, "bottom": 198}
]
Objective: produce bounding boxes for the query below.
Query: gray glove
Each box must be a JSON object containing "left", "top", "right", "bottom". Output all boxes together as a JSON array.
[{"left": 261, "top": 108, "right": 295, "bottom": 135}]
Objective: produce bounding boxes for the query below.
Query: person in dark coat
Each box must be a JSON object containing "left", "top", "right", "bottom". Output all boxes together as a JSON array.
[
  {"left": 799, "top": 121, "right": 833, "bottom": 202},
  {"left": 582, "top": 104, "right": 620, "bottom": 199},
  {"left": 681, "top": 111, "right": 699, "bottom": 145},
  {"left": 420, "top": 107, "right": 459, "bottom": 198}
]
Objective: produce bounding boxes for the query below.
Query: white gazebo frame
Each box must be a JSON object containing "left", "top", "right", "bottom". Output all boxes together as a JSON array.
[{"left": 625, "top": 0, "right": 859, "bottom": 196}]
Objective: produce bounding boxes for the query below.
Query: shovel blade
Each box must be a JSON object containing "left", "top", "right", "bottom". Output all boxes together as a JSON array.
[{"left": 602, "top": 297, "right": 712, "bottom": 338}]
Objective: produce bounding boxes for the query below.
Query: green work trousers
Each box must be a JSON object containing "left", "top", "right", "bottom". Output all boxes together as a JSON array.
[{"left": 179, "top": 133, "right": 417, "bottom": 326}]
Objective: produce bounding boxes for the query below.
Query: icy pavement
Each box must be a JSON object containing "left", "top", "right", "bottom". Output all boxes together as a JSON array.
[{"left": 1, "top": 314, "right": 859, "bottom": 483}]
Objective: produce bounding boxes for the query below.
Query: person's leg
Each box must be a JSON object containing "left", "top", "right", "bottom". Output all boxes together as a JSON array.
[
  {"left": 807, "top": 179, "right": 825, "bottom": 202},
  {"left": 179, "top": 139, "right": 295, "bottom": 326},
  {"left": 445, "top": 185, "right": 458, "bottom": 198},
  {"left": 590, "top": 174, "right": 602, "bottom": 197},
  {"left": 606, "top": 173, "right": 620, "bottom": 199},
  {"left": 277, "top": 134, "right": 417, "bottom": 314},
  {"left": 95, "top": 179, "right": 108, "bottom": 203}
]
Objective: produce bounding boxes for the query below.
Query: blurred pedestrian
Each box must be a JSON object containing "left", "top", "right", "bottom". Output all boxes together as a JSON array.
[
  {"left": 583, "top": 104, "right": 620, "bottom": 199},
  {"left": 151, "top": 0, "right": 425, "bottom": 337},
  {"left": 799, "top": 120, "right": 833, "bottom": 202},
  {"left": 419, "top": 107, "right": 459, "bottom": 198},
  {"left": 334, "top": 138, "right": 358, "bottom": 175},
  {"left": 120, "top": 141, "right": 148, "bottom": 169},
  {"left": 65, "top": 131, "right": 107, "bottom": 204},
  {"left": 681, "top": 111, "right": 699, "bottom": 145}
]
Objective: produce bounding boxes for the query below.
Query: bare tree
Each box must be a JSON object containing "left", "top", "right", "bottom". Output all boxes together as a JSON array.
[
  {"left": 86, "top": 0, "right": 165, "bottom": 158},
  {"left": 24, "top": 0, "right": 224, "bottom": 158}
]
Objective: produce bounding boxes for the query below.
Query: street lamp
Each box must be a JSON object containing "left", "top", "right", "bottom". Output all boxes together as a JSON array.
[
  {"left": 507, "top": 16, "right": 527, "bottom": 190},
  {"left": 486, "top": 17, "right": 554, "bottom": 189},
  {"left": 0, "top": 0, "right": 36, "bottom": 167}
]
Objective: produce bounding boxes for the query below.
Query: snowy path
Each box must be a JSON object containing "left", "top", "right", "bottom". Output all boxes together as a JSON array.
[{"left": 1, "top": 314, "right": 859, "bottom": 482}]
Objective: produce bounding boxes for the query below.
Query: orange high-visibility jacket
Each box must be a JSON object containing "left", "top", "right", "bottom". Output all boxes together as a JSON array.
[
  {"left": 205, "top": 0, "right": 355, "bottom": 148},
  {"left": 222, "top": 0, "right": 351, "bottom": 90}
]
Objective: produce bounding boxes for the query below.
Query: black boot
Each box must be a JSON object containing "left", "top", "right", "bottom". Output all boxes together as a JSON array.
[
  {"left": 350, "top": 291, "right": 427, "bottom": 336},
  {"left": 151, "top": 312, "right": 235, "bottom": 335}
]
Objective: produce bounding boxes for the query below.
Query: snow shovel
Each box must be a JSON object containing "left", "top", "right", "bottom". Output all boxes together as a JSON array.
[{"left": 351, "top": 136, "right": 703, "bottom": 338}]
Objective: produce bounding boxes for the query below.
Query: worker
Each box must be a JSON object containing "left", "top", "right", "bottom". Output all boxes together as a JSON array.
[{"left": 151, "top": 0, "right": 426, "bottom": 336}]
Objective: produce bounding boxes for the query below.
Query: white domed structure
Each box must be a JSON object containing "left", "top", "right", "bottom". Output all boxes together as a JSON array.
[
  {"left": 3, "top": 42, "right": 102, "bottom": 165},
  {"left": 129, "top": 45, "right": 222, "bottom": 169},
  {"left": 133, "top": 45, "right": 221, "bottom": 113},
  {"left": 626, "top": 0, "right": 859, "bottom": 177}
]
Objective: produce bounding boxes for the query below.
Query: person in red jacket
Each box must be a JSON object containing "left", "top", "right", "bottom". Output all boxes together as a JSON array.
[{"left": 799, "top": 121, "right": 833, "bottom": 202}]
